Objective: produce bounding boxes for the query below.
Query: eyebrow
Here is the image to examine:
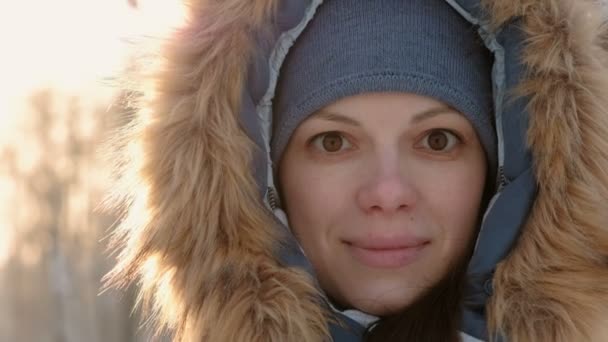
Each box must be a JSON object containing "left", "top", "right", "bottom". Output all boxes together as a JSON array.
[
  {"left": 410, "top": 106, "right": 455, "bottom": 124},
  {"left": 312, "top": 110, "right": 361, "bottom": 126},
  {"left": 312, "top": 106, "right": 455, "bottom": 126}
]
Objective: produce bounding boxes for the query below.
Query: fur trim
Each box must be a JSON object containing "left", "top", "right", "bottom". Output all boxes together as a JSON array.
[
  {"left": 103, "top": 0, "right": 608, "bottom": 341},
  {"left": 103, "top": 1, "right": 330, "bottom": 341},
  {"left": 485, "top": 0, "right": 608, "bottom": 341}
]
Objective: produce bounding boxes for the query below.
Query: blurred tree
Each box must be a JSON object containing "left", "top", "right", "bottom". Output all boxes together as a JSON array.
[{"left": 0, "top": 88, "right": 156, "bottom": 342}]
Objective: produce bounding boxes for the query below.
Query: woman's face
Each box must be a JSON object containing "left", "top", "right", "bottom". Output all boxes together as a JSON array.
[{"left": 279, "top": 92, "right": 488, "bottom": 315}]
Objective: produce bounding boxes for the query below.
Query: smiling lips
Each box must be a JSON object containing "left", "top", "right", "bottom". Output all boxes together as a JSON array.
[{"left": 344, "top": 236, "right": 430, "bottom": 269}]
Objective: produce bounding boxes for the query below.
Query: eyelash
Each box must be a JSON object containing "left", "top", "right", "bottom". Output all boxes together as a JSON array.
[
  {"left": 309, "top": 131, "right": 353, "bottom": 153},
  {"left": 308, "top": 129, "right": 463, "bottom": 154},
  {"left": 418, "top": 129, "right": 463, "bottom": 153}
]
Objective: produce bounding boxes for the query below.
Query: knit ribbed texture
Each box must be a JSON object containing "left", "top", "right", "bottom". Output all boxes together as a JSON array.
[{"left": 272, "top": 0, "right": 496, "bottom": 169}]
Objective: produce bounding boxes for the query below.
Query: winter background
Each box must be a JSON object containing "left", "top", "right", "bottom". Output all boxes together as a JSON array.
[
  {"left": 1, "top": 1, "right": 607, "bottom": 342},
  {"left": 0, "top": 1, "right": 184, "bottom": 341}
]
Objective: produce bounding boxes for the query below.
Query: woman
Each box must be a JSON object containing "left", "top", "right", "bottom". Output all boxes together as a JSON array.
[{"left": 104, "top": 0, "right": 608, "bottom": 341}]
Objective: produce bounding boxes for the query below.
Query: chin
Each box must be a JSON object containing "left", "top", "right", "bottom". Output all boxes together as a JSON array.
[
  {"left": 357, "top": 301, "right": 409, "bottom": 317},
  {"left": 348, "top": 287, "right": 419, "bottom": 316}
]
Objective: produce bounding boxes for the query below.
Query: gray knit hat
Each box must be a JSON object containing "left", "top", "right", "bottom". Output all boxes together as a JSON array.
[{"left": 272, "top": 0, "right": 496, "bottom": 170}]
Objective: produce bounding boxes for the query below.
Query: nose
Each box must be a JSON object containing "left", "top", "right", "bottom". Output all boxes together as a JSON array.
[{"left": 356, "top": 158, "right": 418, "bottom": 215}]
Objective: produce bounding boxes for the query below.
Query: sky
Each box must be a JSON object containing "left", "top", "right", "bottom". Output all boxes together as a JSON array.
[
  {"left": 0, "top": 0, "right": 186, "bottom": 267},
  {"left": 0, "top": 0, "right": 186, "bottom": 130}
]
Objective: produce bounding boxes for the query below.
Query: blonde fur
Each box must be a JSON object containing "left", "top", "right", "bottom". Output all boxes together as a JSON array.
[
  {"left": 103, "top": 0, "right": 329, "bottom": 341},
  {"left": 484, "top": 0, "right": 608, "bottom": 341},
  {"left": 103, "top": 0, "right": 608, "bottom": 341}
]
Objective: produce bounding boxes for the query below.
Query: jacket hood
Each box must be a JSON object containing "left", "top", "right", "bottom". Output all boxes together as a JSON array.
[{"left": 104, "top": 0, "right": 608, "bottom": 341}]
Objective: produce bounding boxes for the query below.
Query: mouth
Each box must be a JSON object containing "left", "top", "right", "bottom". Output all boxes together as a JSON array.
[{"left": 343, "top": 237, "right": 430, "bottom": 269}]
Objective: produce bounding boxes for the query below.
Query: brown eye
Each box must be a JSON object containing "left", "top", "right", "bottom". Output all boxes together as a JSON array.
[
  {"left": 311, "top": 132, "right": 352, "bottom": 153},
  {"left": 422, "top": 130, "right": 459, "bottom": 152},
  {"left": 322, "top": 133, "right": 343, "bottom": 152},
  {"left": 428, "top": 131, "right": 448, "bottom": 150}
]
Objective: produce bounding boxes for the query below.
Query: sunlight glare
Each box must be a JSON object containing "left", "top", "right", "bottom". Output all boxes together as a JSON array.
[
  {"left": 0, "top": 0, "right": 186, "bottom": 109},
  {"left": 0, "top": 0, "right": 188, "bottom": 257}
]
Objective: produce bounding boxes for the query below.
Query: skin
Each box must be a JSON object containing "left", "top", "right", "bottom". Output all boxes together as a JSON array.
[{"left": 279, "top": 92, "right": 487, "bottom": 316}]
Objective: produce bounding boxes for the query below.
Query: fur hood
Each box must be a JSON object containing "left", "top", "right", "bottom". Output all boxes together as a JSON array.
[{"left": 104, "top": 0, "right": 608, "bottom": 341}]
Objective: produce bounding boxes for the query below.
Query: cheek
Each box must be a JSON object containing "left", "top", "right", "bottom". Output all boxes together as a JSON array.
[
  {"left": 279, "top": 157, "right": 350, "bottom": 243},
  {"left": 419, "top": 160, "right": 486, "bottom": 253}
]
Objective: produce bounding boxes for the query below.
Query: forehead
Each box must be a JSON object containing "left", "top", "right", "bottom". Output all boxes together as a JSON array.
[
  {"left": 309, "top": 92, "right": 463, "bottom": 127},
  {"left": 324, "top": 92, "right": 445, "bottom": 112}
]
